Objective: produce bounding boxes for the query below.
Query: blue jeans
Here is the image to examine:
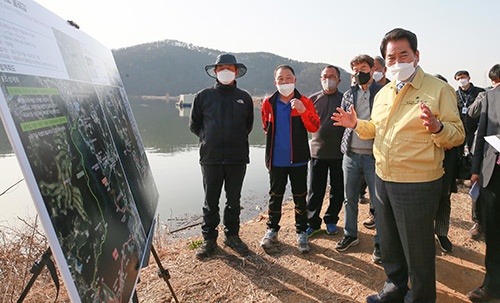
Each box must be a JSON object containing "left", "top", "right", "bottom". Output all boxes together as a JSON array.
[{"left": 342, "top": 152, "right": 377, "bottom": 243}]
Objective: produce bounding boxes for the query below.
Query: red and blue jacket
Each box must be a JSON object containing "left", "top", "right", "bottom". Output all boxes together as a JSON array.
[{"left": 261, "top": 89, "right": 320, "bottom": 170}]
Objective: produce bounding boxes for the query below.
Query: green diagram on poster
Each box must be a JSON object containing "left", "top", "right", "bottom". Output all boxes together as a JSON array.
[{"left": 0, "top": 1, "right": 159, "bottom": 302}]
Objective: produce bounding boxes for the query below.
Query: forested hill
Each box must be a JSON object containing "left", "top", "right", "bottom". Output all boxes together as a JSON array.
[{"left": 112, "top": 39, "right": 352, "bottom": 98}]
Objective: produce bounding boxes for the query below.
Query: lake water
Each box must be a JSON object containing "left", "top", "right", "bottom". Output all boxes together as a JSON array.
[{"left": 0, "top": 98, "right": 289, "bottom": 232}]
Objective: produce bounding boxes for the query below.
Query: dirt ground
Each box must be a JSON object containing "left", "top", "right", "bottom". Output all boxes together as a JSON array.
[
  {"left": 1, "top": 182, "right": 488, "bottom": 303},
  {"left": 136, "top": 181, "right": 486, "bottom": 303}
]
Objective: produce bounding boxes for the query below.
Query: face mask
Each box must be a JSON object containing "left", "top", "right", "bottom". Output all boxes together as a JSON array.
[
  {"left": 321, "top": 79, "right": 338, "bottom": 92},
  {"left": 216, "top": 69, "right": 236, "bottom": 85},
  {"left": 276, "top": 83, "right": 295, "bottom": 97},
  {"left": 457, "top": 78, "right": 469, "bottom": 87},
  {"left": 387, "top": 62, "right": 415, "bottom": 81},
  {"left": 355, "top": 71, "right": 371, "bottom": 85},
  {"left": 373, "top": 71, "right": 384, "bottom": 82}
]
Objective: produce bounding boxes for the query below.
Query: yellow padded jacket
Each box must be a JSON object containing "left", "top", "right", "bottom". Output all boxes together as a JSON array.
[{"left": 355, "top": 67, "right": 465, "bottom": 183}]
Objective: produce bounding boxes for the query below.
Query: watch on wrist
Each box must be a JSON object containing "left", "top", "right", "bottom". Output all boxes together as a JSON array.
[{"left": 433, "top": 120, "right": 444, "bottom": 134}]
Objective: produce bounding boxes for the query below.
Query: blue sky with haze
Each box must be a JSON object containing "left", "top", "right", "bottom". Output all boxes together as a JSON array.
[{"left": 35, "top": 0, "right": 498, "bottom": 89}]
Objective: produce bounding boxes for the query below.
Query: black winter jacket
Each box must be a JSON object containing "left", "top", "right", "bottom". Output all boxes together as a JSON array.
[
  {"left": 456, "top": 83, "right": 485, "bottom": 135},
  {"left": 189, "top": 82, "right": 254, "bottom": 164}
]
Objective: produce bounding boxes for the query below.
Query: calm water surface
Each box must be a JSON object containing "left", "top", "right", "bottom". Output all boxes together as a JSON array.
[{"left": 0, "top": 98, "right": 286, "bottom": 231}]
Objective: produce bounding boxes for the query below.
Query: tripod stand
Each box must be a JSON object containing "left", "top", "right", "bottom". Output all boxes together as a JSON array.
[
  {"left": 17, "top": 245, "right": 179, "bottom": 303},
  {"left": 133, "top": 245, "right": 179, "bottom": 303},
  {"left": 17, "top": 248, "right": 59, "bottom": 303}
]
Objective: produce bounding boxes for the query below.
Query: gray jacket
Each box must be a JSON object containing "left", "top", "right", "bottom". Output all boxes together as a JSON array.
[{"left": 468, "top": 91, "right": 486, "bottom": 119}]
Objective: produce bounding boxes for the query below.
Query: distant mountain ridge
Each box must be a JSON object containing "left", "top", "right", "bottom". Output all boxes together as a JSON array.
[{"left": 112, "top": 39, "right": 352, "bottom": 98}]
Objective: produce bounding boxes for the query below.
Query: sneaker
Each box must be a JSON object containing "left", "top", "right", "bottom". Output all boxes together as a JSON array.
[
  {"left": 467, "top": 286, "right": 500, "bottom": 303},
  {"left": 435, "top": 235, "right": 453, "bottom": 253},
  {"left": 224, "top": 235, "right": 249, "bottom": 255},
  {"left": 363, "top": 213, "right": 376, "bottom": 229},
  {"left": 297, "top": 231, "right": 310, "bottom": 253},
  {"left": 335, "top": 235, "right": 359, "bottom": 252},
  {"left": 469, "top": 222, "right": 482, "bottom": 240},
  {"left": 372, "top": 244, "right": 382, "bottom": 264},
  {"left": 306, "top": 227, "right": 322, "bottom": 238},
  {"left": 260, "top": 229, "right": 278, "bottom": 249},
  {"left": 195, "top": 239, "right": 217, "bottom": 259},
  {"left": 326, "top": 223, "right": 339, "bottom": 235}
]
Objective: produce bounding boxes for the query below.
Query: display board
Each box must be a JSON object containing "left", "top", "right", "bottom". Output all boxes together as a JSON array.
[{"left": 0, "top": 1, "right": 159, "bottom": 302}]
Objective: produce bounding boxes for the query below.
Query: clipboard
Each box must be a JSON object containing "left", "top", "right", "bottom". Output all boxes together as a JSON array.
[{"left": 469, "top": 181, "right": 480, "bottom": 202}]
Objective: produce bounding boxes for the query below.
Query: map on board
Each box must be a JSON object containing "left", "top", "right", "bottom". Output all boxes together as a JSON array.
[{"left": 0, "top": 1, "right": 159, "bottom": 302}]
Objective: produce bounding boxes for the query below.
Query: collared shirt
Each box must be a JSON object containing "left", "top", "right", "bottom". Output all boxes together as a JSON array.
[
  {"left": 351, "top": 87, "right": 373, "bottom": 154},
  {"left": 355, "top": 67, "right": 465, "bottom": 182},
  {"left": 396, "top": 70, "right": 417, "bottom": 93}
]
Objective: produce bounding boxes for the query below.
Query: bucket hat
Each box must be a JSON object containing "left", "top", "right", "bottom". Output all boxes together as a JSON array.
[{"left": 205, "top": 53, "right": 247, "bottom": 79}]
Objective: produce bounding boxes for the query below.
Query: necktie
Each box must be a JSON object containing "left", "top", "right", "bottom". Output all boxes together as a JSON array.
[{"left": 397, "top": 82, "right": 406, "bottom": 93}]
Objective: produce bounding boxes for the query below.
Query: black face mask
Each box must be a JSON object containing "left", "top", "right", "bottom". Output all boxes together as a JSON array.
[{"left": 355, "top": 71, "right": 371, "bottom": 85}]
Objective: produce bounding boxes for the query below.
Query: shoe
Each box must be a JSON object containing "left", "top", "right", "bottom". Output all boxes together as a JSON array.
[
  {"left": 366, "top": 291, "right": 406, "bottom": 303},
  {"left": 326, "top": 223, "right": 339, "bottom": 235},
  {"left": 366, "top": 294, "right": 381, "bottom": 303},
  {"left": 359, "top": 195, "right": 370, "bottom": 204},
  {"left": 335, "top": 235, "right": 359, "bottom": 252},
  {"left": 469, "top": 222, "right": 482, "bottom": 240},
  {"left": 435, "top": 235, "right": 453, "bottom": 253},
  {"left": 195, "top": 239, "right": 217, "bottom": 259},
  {"left": 224, "top": 235, "right": 249, "bottom": 255},
  {"left": 363, "top": 213, "right": 376, "bottom": 229},
  {"left": 306, "top": 227, "right": 322, "bottom": 238},
  {"left": 260, "top": 229, "right": 278, "bottom": 249},
  {"left": 297, "top": 231, "right": 310, "bottom": 253},
  {"left": 372, "top": 244, "right": 382, "bottom": 264},
  {"left": 467, "top": 286, "right": 500, "bottom": 302}
]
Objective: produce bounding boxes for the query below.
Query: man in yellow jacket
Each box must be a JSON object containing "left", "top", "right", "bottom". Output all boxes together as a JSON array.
[{"left": 332, "top": 28, "right": 464, "bottom": 303}]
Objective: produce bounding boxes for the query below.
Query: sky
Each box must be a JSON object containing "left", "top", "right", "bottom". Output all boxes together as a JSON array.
[{"left": 34, "top": 0, "right": 498, "bottom": 90}]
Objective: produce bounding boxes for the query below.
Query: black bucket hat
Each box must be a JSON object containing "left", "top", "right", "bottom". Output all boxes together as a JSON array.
[{"left": 204, "top": 53, "right": 247, "bottom": 79}]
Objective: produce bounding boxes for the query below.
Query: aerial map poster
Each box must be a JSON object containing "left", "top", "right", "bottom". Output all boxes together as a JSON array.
[{"left": 0, "top": 0, "right": 159, "bottom": 302}]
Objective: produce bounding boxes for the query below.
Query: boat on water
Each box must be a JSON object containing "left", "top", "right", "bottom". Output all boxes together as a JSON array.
[
  {"left": 175, "top": 100, "right": 192, "bottom": 108},
  {"left": 176, "top": 93, "right": 194, "bottom": 108}
]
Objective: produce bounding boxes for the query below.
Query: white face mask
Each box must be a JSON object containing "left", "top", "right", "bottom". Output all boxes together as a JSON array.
[
  {"left": 321, "top": 79, "right": 338, "bottom": 92},
  {"left": 457, "top": 78, "right": 469, "bottom": 87},
  {"left": 277, "top": 83, "right": 295, "bottom": 97},
  {"left": 387, "top": 62, "right": 416, "bottom": 81},
  {"left": 373, "top": 71, "right": 384, "bottom": 82},
  {"left": 216, "top": 69, "right": 236, "bottom": 85}
]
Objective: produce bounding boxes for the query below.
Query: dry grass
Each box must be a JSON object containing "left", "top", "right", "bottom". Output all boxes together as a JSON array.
[
  {"left": 0, "top": 216, "right": 68, "bottom": 302},
  {"left": 0, "top": 182, "right": 487, "bottom": 302}
]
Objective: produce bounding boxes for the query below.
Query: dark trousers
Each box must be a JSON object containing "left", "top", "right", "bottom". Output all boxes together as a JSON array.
[
  {"left": 307, "top": 158, "right": 344, "bottom": 229},
  {"left": 267, "top": 165, "right": 308, "bottom": 233},
  {"left": 200, "top": 164, "right": 246, "bottom": 240},
  {"left": 436, "top": 147, "right": 459, "bottom": 236},
  {"left": 374, "top": 175, "right": 441, "bottom": 303},
  {"left": 479, "top": 165, "right": 500, "bottom": 294},
  {"left": 459, "top": 144, "right": 482, "bottom": 223}
]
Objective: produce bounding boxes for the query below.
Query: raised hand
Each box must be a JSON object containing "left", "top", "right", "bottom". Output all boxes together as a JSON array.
[{"left": 331, "top": 105, "right": 357, "bottom": 129}]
